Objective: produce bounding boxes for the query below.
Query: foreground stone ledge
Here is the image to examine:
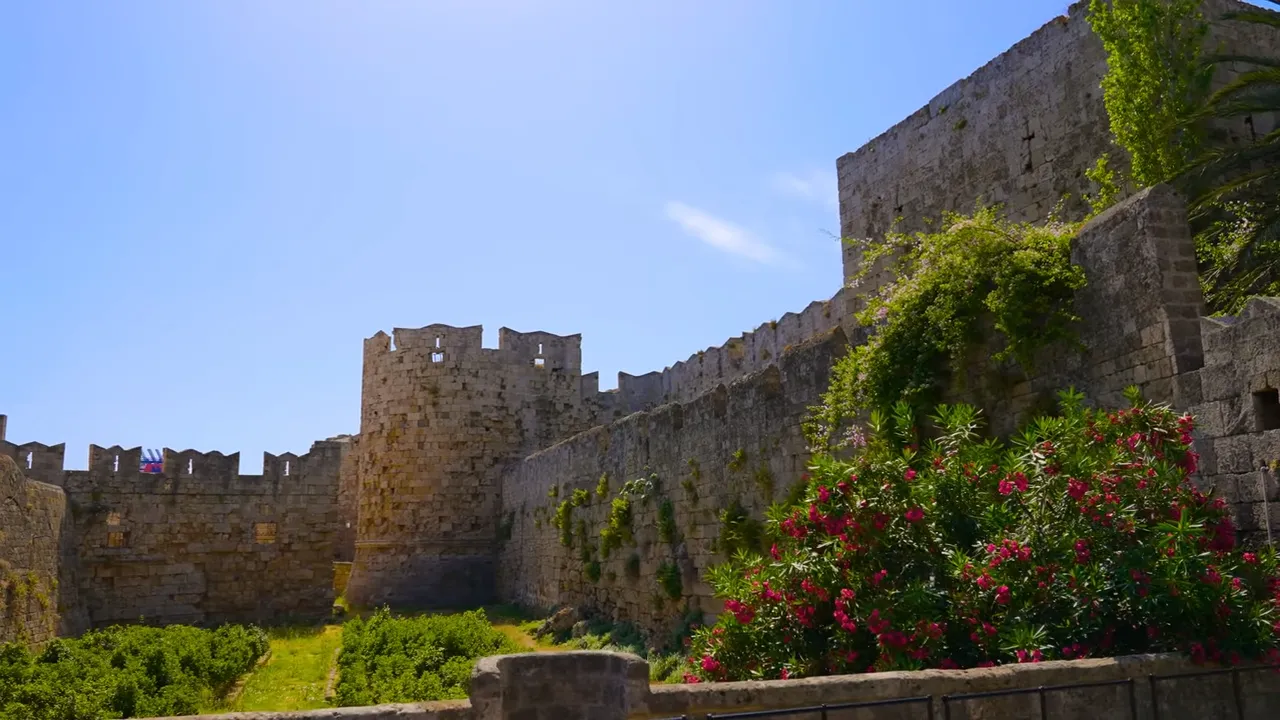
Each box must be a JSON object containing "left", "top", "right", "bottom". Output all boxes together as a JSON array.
[
  {"left": 140, "top": 650, "right": 1280, "bottom": 720},
  {"left": 139, "top": 699, "right": 472, "bottom": 720},
  {"left": 639, "top": 653, "right": 1199, "bottom": 718}
]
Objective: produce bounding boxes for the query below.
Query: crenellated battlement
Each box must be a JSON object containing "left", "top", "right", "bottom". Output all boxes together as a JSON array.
[
  {"left": 0, "top": 436, "right": 346, "bottom": 494},
  {"left": 362, "top": 324, "right": 584, "bottom": 373},
  {"left": 607, "top": 287, "right": 854, "bottom": 409},
  {"left": 0, "top": 439, "right": 66, "bottom": 488}
]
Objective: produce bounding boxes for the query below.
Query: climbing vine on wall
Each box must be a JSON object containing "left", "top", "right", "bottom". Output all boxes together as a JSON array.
[
  {"left": 1086, "top": 0, "right": 1211, "bottom": 191},
  {"left": 816, "top": 208, "right": 1086, "bottom": 446}
]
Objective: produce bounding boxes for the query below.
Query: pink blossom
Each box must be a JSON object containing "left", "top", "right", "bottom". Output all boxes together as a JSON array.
[
  {"left": 905, "top": 507, "right": 925, "bottom": 523},
  {"left": 1067, "top": 477, "right": 1088, "bottom": 500},
  {"left": 700, "top": 655, "right": 720, "bottom": 673},
  {"left": 904, "top": 468, "right": 917, "bottom": 482},
  {"left": 818, "top": 485, "right": 831, "bottom": 503},
  {"left": 724, "top": 599, "right": 755, "bottom": 624}
]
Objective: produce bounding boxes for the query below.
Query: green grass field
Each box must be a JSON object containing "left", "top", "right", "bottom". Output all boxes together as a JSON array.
[
  {"left": 195, "top": 603, "right": 679, "bottom": 713},
  {"left": 209, "top": 624, "right": 343, "bottom": 713}
]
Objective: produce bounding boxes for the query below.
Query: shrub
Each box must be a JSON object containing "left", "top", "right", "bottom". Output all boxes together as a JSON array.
[
  {"left": 335, "top": 608, "right": 519, "bottom": 706},
  {"left": 658, "top": 499, "right": 677, "bottom": 545},
  {"left": 812, "top": 208, "right": 1084, "bottom": 445},
  {"left": 683, "top": 390, "right": 1280, "bottom": 682},
  {"left": 717, "top": 499, "right": 764, "bottom": 559},
  {"left": 657, "top": 561, "right": 683, "bottom": 600},
  {"left": 0, "top": 623, "right": 268, "bottom": 719}
]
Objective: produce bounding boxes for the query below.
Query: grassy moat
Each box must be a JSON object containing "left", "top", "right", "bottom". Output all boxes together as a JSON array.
[{"left": 0, "top": 603, "right": 684, "bottom": 719}]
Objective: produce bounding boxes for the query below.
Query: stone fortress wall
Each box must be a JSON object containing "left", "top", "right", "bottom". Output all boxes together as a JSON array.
[
  {"left": 493, "top": 0, "right": 1280, "bottom": 636},
  {"left": 3, "top": 0, "right": 1280, "bottom": 651},
  {"left": 837, "top": 0, "right": 1279, "bottom": 294},
  {"left": 0, "top": 425, "right": 347, "bottom": 639},
  {"left": 497, "top": 185, "right": 1280, "bottom": 637},
  {"left": 0, "top": 450, "right": 69, "bottom": 646},
  {"left": 345, "top": 325, "right": 600, "bottom": 610}
]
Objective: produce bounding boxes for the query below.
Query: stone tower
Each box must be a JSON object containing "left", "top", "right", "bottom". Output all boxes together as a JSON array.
[{"left": 344, "top": 324, "right": 593, "bottom": 608}]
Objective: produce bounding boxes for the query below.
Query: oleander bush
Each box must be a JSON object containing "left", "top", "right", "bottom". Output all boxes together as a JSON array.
[
  {"left": 334, "top": 608, "right": 520, "bottom": 706},
  {"left": 683, "top": 389, "right": 1280, "bottom": 682},
  {"left": 0, "top": 623, "right": 268, "bottom": 719}
]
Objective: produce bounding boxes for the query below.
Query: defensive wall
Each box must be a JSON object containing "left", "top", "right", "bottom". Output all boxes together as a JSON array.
[
  {"left": 0, "top": 454, "right": 69, "bottom": 646},
  {"left": 496, "top": 186, "right": 1280, "bottom": 638},
  {"left": 142, "top": 650, "right": 1280, "bottom": 720},
  {"left": 0, "top": 426, "right": 348, "bottom": 639},
  {"left": 836, "top": 0, "right": 1280, "bottom": 289},
  {"left": 2, "top": 0, "right": 1279, "bottom": 675},
  {"left": 344, "top": 325, "right": 602, "bottom": 609}
]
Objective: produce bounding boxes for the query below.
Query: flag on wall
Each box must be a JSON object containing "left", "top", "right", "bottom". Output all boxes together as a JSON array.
[{"left": 140, "top": 449, "right": 163, "bottom": 474}]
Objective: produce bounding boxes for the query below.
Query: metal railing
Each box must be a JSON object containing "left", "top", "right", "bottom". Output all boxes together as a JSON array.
[
  {"left": 940, "top": 677, "right": 1134, "bottom": 719},
  {"left": 1147, "top": 664, "right": 1280, "bottom": 720},
  {"left": 655, "top": 663, "right": 1280, "bottom": 720}
]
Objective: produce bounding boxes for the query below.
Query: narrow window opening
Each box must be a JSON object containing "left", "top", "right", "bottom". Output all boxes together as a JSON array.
[
  {"left": 284, "top": 460, "right": 291, "bottom": 476},
  {"left": 25, "top": 451, "right": 32, "bottom": 470},
  {"left": 534, "top": 358, "right": 545, "bottom": 368},
  {"left": 254, "top": 522, "right": 278, "bottom": 544},
  {"left": 435, "top": 336, "right": 441, "bottom": 348},
  {"left": 107, "top": 512, "right": 121, "bottom": 526},
  {"left": 186, "top": 458, "right": 194, "bottom": 475},
  {"left": 113, "top": 455, "right": 119, "bottom": 473},
  {"left": 1254, "top": 388, "right": 1280, "bottom": 431},
  {"left": 107, "top": 531, "right": 129, "bottom": 548},
  {"left": 432, "top": 352, "right": 444, "bottom": 363},
  {"left": 538, "top": 342, "right": 543, "bottom": 354}
]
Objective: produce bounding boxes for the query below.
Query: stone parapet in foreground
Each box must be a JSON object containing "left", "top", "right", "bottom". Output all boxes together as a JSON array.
[{"left": 140, "top": 650, "right": 1280, "bottom": 720}]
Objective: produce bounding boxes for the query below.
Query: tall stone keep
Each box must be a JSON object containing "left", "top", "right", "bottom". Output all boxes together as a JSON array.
[{"left": 345, "top": 324, "right": 594, "bottom": 608}]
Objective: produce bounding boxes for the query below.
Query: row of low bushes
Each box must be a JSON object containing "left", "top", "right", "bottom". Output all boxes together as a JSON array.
[
  {"left": 0, "top": 623, "right": 268, "bottom": 720},
  {"left": 682, "top": 391, "right": 1280, "bottom": 681},
  {"left": 333, "top": 608, "right": 519, "bottom": 706}
]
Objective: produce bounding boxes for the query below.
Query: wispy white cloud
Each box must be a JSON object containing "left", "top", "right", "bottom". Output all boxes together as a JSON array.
[
  {"left": 664, "top": 201, "right": 782, "bottom": 265},
  {"left": 772, "top": 169, "right": 838, "bottom": 210}
]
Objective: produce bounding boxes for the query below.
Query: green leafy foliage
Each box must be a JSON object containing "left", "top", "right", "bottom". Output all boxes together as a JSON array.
[
  {"left": 681, "top": 392, "right": 1280, "bottom": 683},
  {"left": 1180, "top": 3, "right": 1280, "bottom": 314},
  {"left": 599, "top": 495, "right": 633, "bottom": 559},
  {"left": 1086, "top": 0, "right": 1211, "bottom": 188},
  {"left": 717, "top": 499, "right": 765, "bottom": 559},
  {"left": 1084, "top": 153, "right": 1124, "bottom": 219},
  {"left": 335, "top": 609, "right": 519, "bottom": 706},
  {"left": 817, "top": 208, "right": 1085, "bottom": 444},
  {"left": 656, "top": 561, "right": 683, "bottom": 600},
  {"left": 595, "top": 473, "right": 610, "bottom": 499},
  {"left": 658, "top": 499, "right": 677, "bottom": 545},
  {"left": 1086, "top": 0, "right": 1280, "bottom": 314},
  {"left": 0, "top": 623, "right": 268, "bottom": 719},
  {"left": 551, "top": 489, "right": 593, "bottom": 548}
]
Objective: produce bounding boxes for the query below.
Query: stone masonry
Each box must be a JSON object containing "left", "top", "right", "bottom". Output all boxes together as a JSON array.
[
  {"left": 0, "top": 427, "right": 347, "bottom": 640},
  {"left": 3, "top": 0, "right": 1279, "bottom": 659},
  {"left": 143, "top": 650, "right": 1280, "bottom": 719},
  {"left": 837, "top": 0, "right": 1280, "bottom": 294}
]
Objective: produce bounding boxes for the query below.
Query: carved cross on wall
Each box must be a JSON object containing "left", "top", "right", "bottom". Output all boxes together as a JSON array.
[{"left": 1022, "top": 118, "right": 1036, "bottom": 173}]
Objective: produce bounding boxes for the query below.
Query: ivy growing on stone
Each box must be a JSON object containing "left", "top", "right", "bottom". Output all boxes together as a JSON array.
[
  {"left": 815, "top": 208, "right": 1085, "bottom": 444},
  {"left": 656, "top": 560, "right": 682, "bottom": 600}
]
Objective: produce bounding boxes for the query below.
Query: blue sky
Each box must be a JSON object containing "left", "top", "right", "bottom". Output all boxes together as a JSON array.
[{"left": 1, "top": 0, "right": 1083, "bottom": 470}]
